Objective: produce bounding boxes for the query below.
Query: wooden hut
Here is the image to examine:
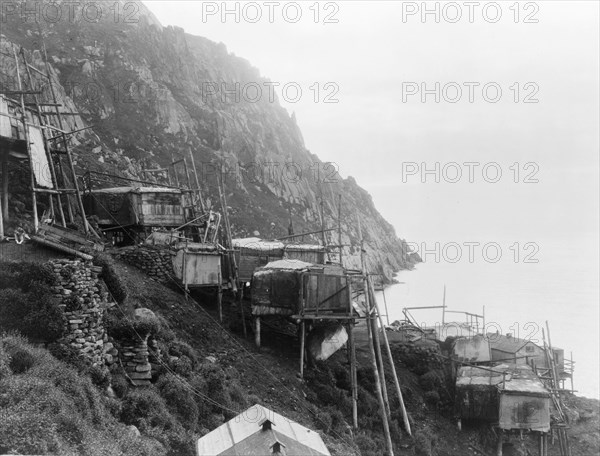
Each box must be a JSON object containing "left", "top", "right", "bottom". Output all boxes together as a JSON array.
[
  {"left": 83, "top": 187, "right": 187, "bottom": 228},
  {"left": 498, "top": 365, "right": 551, "bottom": 432},
  {"left": 251, "top": 260, "right": 348, "bottom": 317},
  {"left": 232, "top": 238, "right": 285, "bottom": 282},
  {"left": 487, "top": 333, "right": 564, "bottom": 373},
  {"left": 452, "top": 335, "right": 491, "bottom": 364},
  {"left": 284, "top": 243, "right": 327, "bottom": 264},
  {"left": 171, "top": 243, "right": 222, "bottom": 289},
  {"left": 456, "top": 363, "right": 551, "bottom": 432}
]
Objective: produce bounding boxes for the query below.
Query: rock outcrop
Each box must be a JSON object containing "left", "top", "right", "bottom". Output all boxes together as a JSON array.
[{"left": 1, "top": 2, "right": 419, "bottom": 279}]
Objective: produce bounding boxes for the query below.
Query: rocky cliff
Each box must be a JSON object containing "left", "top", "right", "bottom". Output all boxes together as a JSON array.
[{"left": 0, "top": 0, "right": 418, "bottom": 279}]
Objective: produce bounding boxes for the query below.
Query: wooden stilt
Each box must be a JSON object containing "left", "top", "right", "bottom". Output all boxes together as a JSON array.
[
  {"left": 255, "top": 316, "right": 261, "bottom": 348},
  {"left": 359, "top": 215, "right": 393, "bottom": 456},
  {"left": 370, "top": 304, "right": 391, "bottom": 419},
  {"left": 1, "top": 157, "right": 7, "bottom": 222},
  {"left": 496, "top": 431, "right": 503, "bottom": 456},
  {"left": 239, "top": 286, "right": 247, "bottom": 338},
  {"left": 337, "top": 194, "right": 343, "bottom": 265},
  {"left": 21, "top": 48, "right": 65, "bottom": 228},
  {"left": 348, "top": 321, "right": 358, "bottom": 430},
  {"left": 40, "top": 41, "right": 89, "bottom": 234},
  {"left": 189, "top": 149, "right": 205, "bottom": 213},
  {"left": 13, "top": 46, "right": 38, "bottom": 233},
  {"left": 218, "top": 283, "right": 223, "bottom": 322},
  {"left": 299, "top": 320, "right": 306, "bottom": 378},
  {"left": 0, "top": 163, "right": 4, "bottom": 239},
  {"left": 368, "top": 279, "right": 411, "bottom": 436},
  {"left": 366, "top": 304, "right": 394, "bottom": 455}
]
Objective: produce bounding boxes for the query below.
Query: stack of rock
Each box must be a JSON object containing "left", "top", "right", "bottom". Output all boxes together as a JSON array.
[
  {"left": 49, "top": 259, "right": 117, "bottom": 367},
  {"left": 112, "top": 246, "right": 174, "bottom": 283},
  {"left": 120, "top": 334, "right": 152, "bottom": 386}
]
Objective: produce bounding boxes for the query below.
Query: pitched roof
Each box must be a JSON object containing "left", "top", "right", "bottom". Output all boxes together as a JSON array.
[
  {"left": 196, "top": 404, "right": 331, "bottom": 456},
  {"left": 486, "top": 333, "right": 531, "bottom": 354}
]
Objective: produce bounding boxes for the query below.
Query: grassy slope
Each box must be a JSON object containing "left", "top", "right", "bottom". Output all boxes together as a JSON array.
[{"left": 1, "top": 253, "right": 598, "bottom": 455}]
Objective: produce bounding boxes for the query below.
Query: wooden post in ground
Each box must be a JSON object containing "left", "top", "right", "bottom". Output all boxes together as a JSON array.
[
  {"left": 368, "top": 279, "right": 412, "bottom": 436},
  {"left": 347, "top": 321, "right": 358, "bottom": 430},
  {"left": 255, "top": 317, "right": 261, "bottom": 348},
  {"left": 496, "top": 431, "right": 503, "bottom": 456},
  {"left": 1, "top": 156, "right": 7, "bottom": 222},
  {"left": 217, "top": 282, "right": 223, "bottom": 322},
  {"left": 366, "top": 301, "right": 394, "bottom": 455},
  {"left": 239, "top": 285, "right": 247, "bottom": 338},
  {"left": 299, "top": 320, "right": 306, "bottom": 378},
  {"left": 369, "top": 277, "right": 391, "bottom": 419},
  {"left": 0, "top": 163, "right": 3, "bottom": 239},
  {"left": 358, "top": 215, "right": 394, "bottom": 456},
  {"left": 337, "top": 194, "right": 343, "bottom": 265}
]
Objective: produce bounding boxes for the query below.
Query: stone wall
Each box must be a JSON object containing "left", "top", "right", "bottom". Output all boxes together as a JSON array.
[
  {"left": 49, "top": 259, "right": 117, "bottom": 367},
  {"left": 112, "top": 246, "right": 174, "bottom": 284}
]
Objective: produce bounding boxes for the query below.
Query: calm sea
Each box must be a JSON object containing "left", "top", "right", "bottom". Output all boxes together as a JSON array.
[{"left": 375, "top": 237, "right": 600, "bottom": 400}]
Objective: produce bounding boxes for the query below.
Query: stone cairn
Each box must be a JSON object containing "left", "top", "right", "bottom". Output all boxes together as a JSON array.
[
  {"left": 119, "top": 334, "right": 152, "bottom": 386},
  {"left": 112, "top": 246, "right": 174, "bottom": 284},
  {"left": 49, "top": 259, "right": 118, "bottom": 367},
  {"left": 118, "top": 309, "right": 162, "bottom": 386}
]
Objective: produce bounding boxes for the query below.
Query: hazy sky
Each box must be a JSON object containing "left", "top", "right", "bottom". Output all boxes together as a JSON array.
[{"left": 143, "top": 1, "right": 599, "bottom": 251}]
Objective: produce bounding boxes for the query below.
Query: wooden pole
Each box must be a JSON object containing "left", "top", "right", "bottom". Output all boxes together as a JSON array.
[
  {"left": 189, "top": 149, "right": 205, "bottom": 212},
  {"left": 319, "top": 194, "right": 331, "bottom": 262},
  {"left": 0, "top": 163, "right": 4, "bottom": 239},
  {"left": 337, "top": 193, "right": 343, "bottom": 265},
  {"left": 299, "top": 320, "right": 306, "bottom": 378},
  {"left": 40, "top": 40, "right": 88, "bottom": 234},
  {"left": 1, "top": 156, "right": 7, "bottom": 222},
  {"left": 368, "top": 277, "right": 391, "bottom": 419},
  {"left": 570, "top": 351, "right": 574, "bottom": 393},
  {"left": 382, "top": 285, "right": 390, "bottom": 326},
  {"left": 217, "top": 278, "right": 223, "bottom": 323},
  {"left": 13, "top": 46, "right": 39, "bottom": 233},
  {"left": 358, "top": 215, "right": 394, "bottom": 456},
  {"left": 217, "top": 173, "right": 237, "bottom": 293},
  {"left": 368, "top": 279, "right": 412, "bottom": 436},
  {"left": 442, "top": 285, "right": 446, "bottom": 325},
  {"left": 239, "top": 285, "right": 247, "bottom": 338},
  {"left": 255, "top": 316, "right": 261, "bottom": 348},
  {"left": 347, "top": 321, "right": 358, "bottom": 430},
  {"left": 496, "top": 431, "right": 503, "bottom": 456},
  {"left": 22, "top": 48, "right": 65, "bottom": 227}
]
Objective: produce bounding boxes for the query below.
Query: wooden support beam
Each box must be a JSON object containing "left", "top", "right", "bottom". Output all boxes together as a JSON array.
[
  {"left": 0, "top": 161, "right": 4, "bottom": 239},
  {"left": 299, "top": 320, "right": 306, "bottom": 378},
  {"left": 369, "top": 278, "right": 412, "bottom": 436},
  {"left": 239, "top": 286, "right": 247, "bottom": 338},
  {"left": 358, "top": 215, "right": 394, "bottom": 456},
  {"left": 13, "top": 45, "right": 39, "bottom": 233},
  {"left": 347, "top": 321, "right": 358, "bottom": 430},
  {"left": 370, "top": 290, "right": 391, "bottom": 418},
  {"left": 255, "top": 317, "right": 261, "bottom": 348},
  {"left": 40, "top": 39, "right": 90, "bottom": 235}
]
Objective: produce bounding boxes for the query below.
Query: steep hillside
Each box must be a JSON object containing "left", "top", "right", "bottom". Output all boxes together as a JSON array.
[{"left": 0, "top": 0, "right": 418, "bottom": 278}]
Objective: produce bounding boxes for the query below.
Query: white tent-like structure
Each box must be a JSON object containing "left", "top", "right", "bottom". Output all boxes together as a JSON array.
[{"left": 196, "top": 404, "right": 331, "bottom": 456}]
